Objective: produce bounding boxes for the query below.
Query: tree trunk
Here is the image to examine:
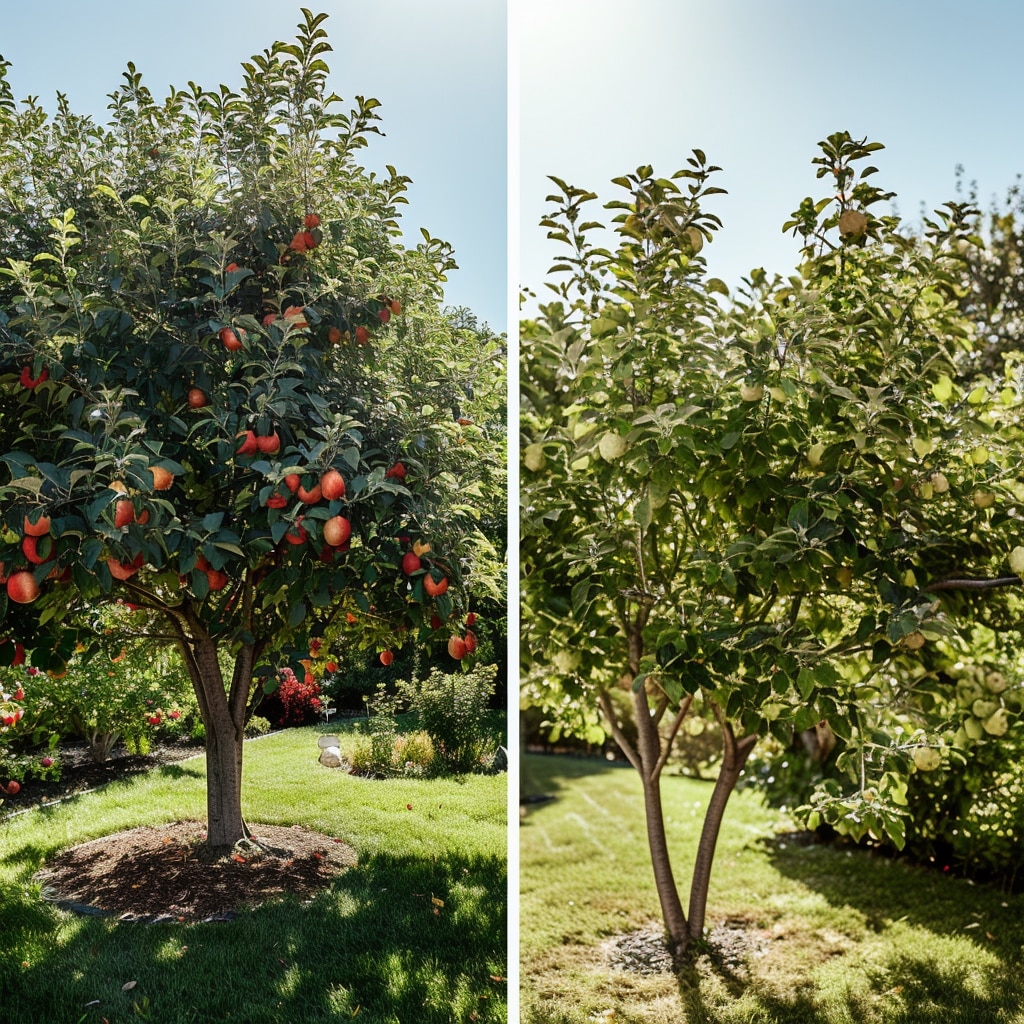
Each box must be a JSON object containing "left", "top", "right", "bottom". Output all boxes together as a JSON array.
[
  {"left": 203, "top": 703, "right": 246, "bottom": 849},
  {"left": 639, "top": 768, "right": 689, "bottom": 958},
  {"left": 171, "top": 610, "right": 251, "bottom": 851},
  {"left": 686, "top": 714, "right": 758, "bottom": 942},
  {"left": 631, "top": 678, "right": 688, "bottom": 958}
]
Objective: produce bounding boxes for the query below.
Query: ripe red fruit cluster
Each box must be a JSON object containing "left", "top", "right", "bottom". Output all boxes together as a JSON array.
[
  {"left": 447, "top": 631, "right": 477, "bottom": 661},
  {"left": 385, "top": 462, "right": 406, "bottom": 481},
  {"left": 237, "top": 429, "right": 281, "bottom": 456},
  {"left": 289, "top": 214, "right": 322, "bottom": 254}
]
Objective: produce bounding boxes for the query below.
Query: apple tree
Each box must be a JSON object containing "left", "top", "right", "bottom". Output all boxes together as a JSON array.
[
  {"left": 0, "top": 10, "right": 503, "bottom": 849},
  {"left": 521, "top": 133, "right": 1022, "bottom": 957}
]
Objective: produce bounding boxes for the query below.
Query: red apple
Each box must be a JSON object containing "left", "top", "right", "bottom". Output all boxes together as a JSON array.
[
  {"left": 402, "top": 552, "right": 421, "bottom": 575},
  {"left": 236, "top": 430, "right": 258, "bottom": 456},
  {"left": 322, "top": 516, "right": 352, "bottom": 547},
  {"left": 447, "top": 636, "right": 467, "bottom": 661},
  {"left": 385, "top": 462, "right": 406, "bottom": 481},
  {"left": 23, "top": 513, "right": 51, "bottom": 537},
  {"left": 284, "top": 520, "right": 308, "bottom": 545},
  {"left": 7, "top": 572, "right": 40, "bottom": 604},
  {"left": 219, "top": 326, "right": 243, "bottom": 351},
  {"left": 256, "top": 432, "right": 281, "bottom": 455},
  {"left": 379, "top": 650, "right": 394, "bottom": 666},
  {"left": 115, "top": 500, "right": 135, "bottom": 528},
  {"left": 320, "top": 469, "right": 346, "bottom": 501},
  {"left": 424, "top": 573, "right": 449, "bottom": 597}
]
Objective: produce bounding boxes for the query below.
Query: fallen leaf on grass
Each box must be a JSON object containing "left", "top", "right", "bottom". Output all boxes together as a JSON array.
[
  {"left": 121, "top": 980, "right": 136, "bottom": 991},
  {"left": 489, "top": 975, "right": 504, "bottom": 982}
]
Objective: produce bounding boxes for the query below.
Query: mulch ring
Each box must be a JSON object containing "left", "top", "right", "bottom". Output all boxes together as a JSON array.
[
  {"left": 602, "top": 918, "right": 771, "bottom": 978},
  {"left": 33, "top": 821, "right": 357, "bottom": 924}
]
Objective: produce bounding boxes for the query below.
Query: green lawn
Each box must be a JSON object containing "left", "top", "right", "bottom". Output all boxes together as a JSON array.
[
  {"left": 0, "top": 726, "right": 507, "bottom": 1024},
  {"left": 520, "top": 753, "right": 1024, "bottom": 1024}
]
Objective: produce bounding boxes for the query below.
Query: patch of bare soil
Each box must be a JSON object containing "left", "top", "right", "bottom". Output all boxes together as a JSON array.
[
  {"left": 603, "top": 918, "right": 771, "bottom": 978},
  {"left": 33, "top": 821, "right": 357, "bottom": 923}
]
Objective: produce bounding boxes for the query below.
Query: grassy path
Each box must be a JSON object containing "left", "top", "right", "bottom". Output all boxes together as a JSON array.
[
  {"left": 0, "top": 727, "right": 507, "bottom": 1023},
  {"left": 520, "top": 753, "right": 1024, "bottom": 1024}
]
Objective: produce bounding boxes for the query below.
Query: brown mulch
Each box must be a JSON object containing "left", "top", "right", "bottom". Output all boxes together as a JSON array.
[{"left": 33, "top": 820, "right": 358, "bottom": 923}]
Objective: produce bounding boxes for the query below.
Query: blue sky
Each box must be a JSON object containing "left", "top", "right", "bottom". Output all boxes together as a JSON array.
[
  {"left": 1, "top": 0, "right": 507, "bottom": 334},
  {"left": 517, "top": 0, "right": 1024, "bottom": 307}
]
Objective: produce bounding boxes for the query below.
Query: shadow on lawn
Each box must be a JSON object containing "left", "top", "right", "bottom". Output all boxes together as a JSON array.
[
  {"left": 0, "top": 849, "right": 506, "bottom": 1024},
  {"left": 735, "top": 834, "right": 1024, "bottom": 1024},
  {"left": 520, "top": 752, "right": 632, "bottom": 816}
]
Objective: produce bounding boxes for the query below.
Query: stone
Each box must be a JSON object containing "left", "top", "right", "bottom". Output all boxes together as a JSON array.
[
  {"left": 492, "top": 745, "right": 508, "bottom": 772},
  {"left": 318, "top": 745, "right": 343, "bottom": 768}
]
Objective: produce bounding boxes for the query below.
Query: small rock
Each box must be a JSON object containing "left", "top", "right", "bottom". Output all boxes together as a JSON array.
[{"left": 318, "top": 746, "right": 343, "bottom": 768}]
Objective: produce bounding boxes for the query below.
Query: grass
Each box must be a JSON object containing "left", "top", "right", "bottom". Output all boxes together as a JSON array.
[
  {"left": 0, "top": 725, "right": 507, "bottom": 1023},
  {"left": 520, "top": 753, "right": 1024, "bottom": 1024}
]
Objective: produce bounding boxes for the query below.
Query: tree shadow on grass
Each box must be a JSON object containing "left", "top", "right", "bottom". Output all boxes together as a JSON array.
[
  {"left": 520, "top": 752, "right": 631, "bottom": 819},
  {"left": 0, "top": 849, "right": 506, "bottom": 1024},
  {"left": 153, "top": 761, "right": 204, "bottom": 781},
  {"left": 726, "top": 833, "right": 1024, "bottom": 1024}
]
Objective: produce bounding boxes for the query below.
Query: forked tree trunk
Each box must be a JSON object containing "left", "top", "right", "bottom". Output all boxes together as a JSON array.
[{"left": 600, "top": 664, "right": 758, "bottom": 962}]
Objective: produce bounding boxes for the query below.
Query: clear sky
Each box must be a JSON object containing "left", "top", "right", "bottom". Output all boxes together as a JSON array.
[
  {"left": 517, "top": 0, "right": 1024, "bottom": 308},
  {"left": 1, "top": 0, "right": 507, "bottom": 334}
]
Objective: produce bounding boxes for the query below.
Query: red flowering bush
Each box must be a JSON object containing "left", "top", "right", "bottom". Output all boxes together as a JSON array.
[{"left": 275, "top": 667, "right": 322, "bottom": 726}]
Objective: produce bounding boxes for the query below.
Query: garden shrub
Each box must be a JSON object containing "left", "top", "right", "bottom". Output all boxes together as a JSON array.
[
  {"left": 747, "top": 658, "right": 1024, "bottom": 889},
  {"left": 244, "top": 715, "right": 272, "bottom": 738},
  {"left": 275, "top": 667, "right": 322, "bottom": 726},
  {"left": 406, "top": 664, "right": 497, "bottom": 774},
  {"left": 350, "top": 684, "right": 400, "bottom": 777},
  {"left": 393, "top": 731, "right": 434, "bottom": 777}
]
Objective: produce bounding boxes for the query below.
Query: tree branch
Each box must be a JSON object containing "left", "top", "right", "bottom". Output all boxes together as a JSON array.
[
  {"left": 923, "top": 575, "right": 1021, "bottom": 592},
  {"left": 598, "top": 688, "right": 642, "bottom": 774},
  {"left": 653, "top": 694, "right": 693, "bottom": 778}
]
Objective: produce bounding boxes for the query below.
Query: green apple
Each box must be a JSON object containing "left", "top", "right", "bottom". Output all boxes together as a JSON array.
[
  {"left": 598, "top": 432, "right": 628, "bottom": 462},
  {"left": 1010, "top": 546, "right": 1024, "bottom": 576},
  {"left": 524, "top": 443, "right": 546, "bottom": 473},
  {"left": 983, "top": 708, "right": 1009, "bottom": 736}
]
